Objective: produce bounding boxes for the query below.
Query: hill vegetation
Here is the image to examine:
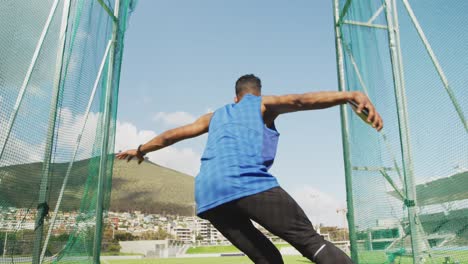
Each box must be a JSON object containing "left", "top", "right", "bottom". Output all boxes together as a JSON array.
[{"left": 0, "top": 158, "right": 195, "bottom": 215}]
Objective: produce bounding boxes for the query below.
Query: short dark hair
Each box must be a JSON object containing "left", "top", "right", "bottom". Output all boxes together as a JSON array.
[{"left": 235, "top": 74, "right": 261, "bottom": 96}]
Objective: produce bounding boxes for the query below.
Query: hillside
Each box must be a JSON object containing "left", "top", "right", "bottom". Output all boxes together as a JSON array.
[
  {"left": 111, "top": 159, "right": 195, "bottom": 215},
  {"left": 0, "top": 159, "right": 195, "bottom": 215}
]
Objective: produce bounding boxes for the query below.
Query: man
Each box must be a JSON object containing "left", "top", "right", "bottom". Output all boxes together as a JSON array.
[{"left": 117, "top": 74, "right": 383, "bottom": 264}]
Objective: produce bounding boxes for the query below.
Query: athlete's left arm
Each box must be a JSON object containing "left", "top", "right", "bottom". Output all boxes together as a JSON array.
[
  {"left": 262, "top": 91, "right": 383, "bottom": 131},
  {"left": 116, "top": 113, "right": 213, "bottom": 164}
]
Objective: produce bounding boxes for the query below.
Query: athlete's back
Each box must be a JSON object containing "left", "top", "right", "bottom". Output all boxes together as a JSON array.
[{"left": 195, "top": 94, "right": 280, "bottom": 214}]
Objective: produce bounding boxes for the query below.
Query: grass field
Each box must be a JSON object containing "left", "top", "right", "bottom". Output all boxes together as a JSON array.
[
  {"left": 357, "top": 250, "right": 468, "bottom": 264},
  {"left": 186, "top": 243, "right": 291, "bottom": 254},
  {"left": 106, "top": 256, "right": 313, "bottom": 264},
  {"left": 104, "top": 250, "right": 468, "bottom": 264}
]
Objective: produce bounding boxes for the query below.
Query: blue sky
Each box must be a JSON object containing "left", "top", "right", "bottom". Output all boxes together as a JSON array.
[{"left": 115, "top": 0, "right": 349, "bottom": 226}]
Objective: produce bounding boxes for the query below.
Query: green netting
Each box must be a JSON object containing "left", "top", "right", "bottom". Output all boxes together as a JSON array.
[
  {"left": 334, "top": 0, "right": 468, "bottom": 263},
  {"left": 0, "top": 0, "right": 135, "bottom": 263}
]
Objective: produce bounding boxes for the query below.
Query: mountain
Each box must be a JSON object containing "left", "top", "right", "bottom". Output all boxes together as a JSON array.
[
  {"left": 111, "top": 159, "right": 195, "bottom": 215},
  {"left": 0, "top": 159, "right": 195, "bottom": 216}
]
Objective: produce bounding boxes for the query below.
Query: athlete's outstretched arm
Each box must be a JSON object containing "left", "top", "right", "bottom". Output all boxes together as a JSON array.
[
  {"left": 262, "top": 91, "right": 383, "bottom": 131},
  {"left": 116, "top": 113, "right": 213, "bottom": 164}
]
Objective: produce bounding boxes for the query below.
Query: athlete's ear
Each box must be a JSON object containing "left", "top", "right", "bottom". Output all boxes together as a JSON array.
[{"left": 234, "top": 96, "right": 239, "bottom": 103}]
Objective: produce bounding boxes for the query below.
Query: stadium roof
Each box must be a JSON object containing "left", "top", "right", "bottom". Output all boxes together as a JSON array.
[{"left": 388, "top": 170, "right": 468, "bottom": 206}]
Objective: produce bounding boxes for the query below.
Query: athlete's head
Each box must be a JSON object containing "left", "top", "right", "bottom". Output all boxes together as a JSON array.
[{"left": 235, "top": 74, "right": 261, "bottom": 103}]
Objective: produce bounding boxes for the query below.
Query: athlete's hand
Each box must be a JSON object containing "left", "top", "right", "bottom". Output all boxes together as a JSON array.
[
  {"left": 116, "top": 149, "right": 145, "bottom": 164},
  {"left": 351, "top": 91, "right": 383, "bottom": 131}
]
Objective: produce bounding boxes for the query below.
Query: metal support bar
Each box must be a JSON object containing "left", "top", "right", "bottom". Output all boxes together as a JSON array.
[
  {"left": 367, "top": 4, "right": 384, "bottom": 24},
  {"left": 39, "top": 40, "right": 113, "bottom": 264},
  {"left": 401, "top": 0, "right": 468, "bottom": 134},
  {"left": 97, "top": 0, "right": 118, "bottom": 23},
  {"left": 384, "top": 1, "right": 424, "bottom": 262},
  {"left": 98, "top": 0, "right": 118, "bottom": 23},
  {"left": 93, "top": 0, "right": 120, "bottom": 262},
  {"left": 333, "top": 0, "right": 359, "bottom": 262},
  {"left": 381, "top": 133, "right": 405, "bottom": 185},
  {"left": 0, "top": 0, "right": 61, "bottom": 162},
  {"left": 342, "top": 41, "right": 369, "bottom": 95},
  {"left": 343, "top": 20, "right": 388, "bottom": 30},
  {"left": 379, "top": 169, "right": 405, "bottom": 200},
  {"left": 32, "top": 0, "right": 72, "bottom": 263},
  {"left": 338, "top": 0, "right": 352, "bottom": 25},
  {"left": 2, "top": 232, "right": 7, "bottom": 258},
  {"left": 352, "top": 166, "right": 396, "bottom": 172}
]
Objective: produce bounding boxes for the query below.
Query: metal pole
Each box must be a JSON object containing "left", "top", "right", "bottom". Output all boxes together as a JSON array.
[
  {"left": 0, "top": 0, "right": 61, "bottom": 162},
  {"left": 93, "top": 1, "right": 120, "bottom": 262},
  {"left": 367, "top": 4, "right": 384, "bottom": 24},
  {"left": 383, "top": 1, "right": 423, "bottom": 263},
  {"left": 2, "top": 231, "right": 7, "bottom": 258},
  {"left": 338, "top": 0, "right": 352, "bottom": 25},
  {"left": 39, "top": 40, "right": 113, "bottom": 263},
  {"left": 32, "top": 0, "right": 71, "bottom": 263},
  {"left": 343, "top": 20, "right": 388, "bottom": 30},
  {"left": 401, "top": 0, "right": 467, "bottom": 134},
  {"left": 332, "top": 0, "right": 359, "bottom": 262}
]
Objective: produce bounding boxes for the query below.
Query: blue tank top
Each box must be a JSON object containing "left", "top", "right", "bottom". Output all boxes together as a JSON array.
[{"left": 195, "top": 94, "right": 280, "bottom": 214}]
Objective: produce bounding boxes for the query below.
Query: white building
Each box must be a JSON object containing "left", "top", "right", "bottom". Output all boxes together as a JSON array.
[{"left": 173, "top": 226, "right": 194, "bottom": 243}]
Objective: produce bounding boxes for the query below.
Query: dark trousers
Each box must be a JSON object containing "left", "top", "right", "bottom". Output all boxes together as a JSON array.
[{"left": 199, "top": 187, "right": 354, "bottom": 264}]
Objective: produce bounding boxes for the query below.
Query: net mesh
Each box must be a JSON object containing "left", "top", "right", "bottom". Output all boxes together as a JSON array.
[
  {"left": 335, "top": 0, "right": 468, "bottom": 263},
  {"left": 0, "top": 0, "right": 135, "bottom": 262}
]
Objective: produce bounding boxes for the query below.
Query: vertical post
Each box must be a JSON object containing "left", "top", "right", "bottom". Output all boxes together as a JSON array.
[
  {"left": 2, "top": 232, "right": 7, "bottom": 258},
  {"left": 332, "top": 0, "right": 359, "bottom": 262},
  {"left": 93, "top": 1, "right": 120, "bottom": 262},
  {"left": 367, "top": 230, "right": 373, "bottom": 251},
  {"left": 383, "top": 1, "right": 422, "bottom": 263},
  {"left": 32, "top": 0, "right": 71, "bottom": 263}
]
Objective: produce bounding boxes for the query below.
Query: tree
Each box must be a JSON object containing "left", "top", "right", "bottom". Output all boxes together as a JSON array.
[
  {"left": 114, "top": 231, "right": 137, "bottom": 241},
  {"left": 138, "top": 228, "right": 172, "bottom": 240}
]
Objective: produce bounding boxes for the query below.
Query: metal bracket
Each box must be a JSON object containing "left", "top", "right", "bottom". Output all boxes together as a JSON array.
[
  {"left": 404, "top": 199, "right": 416, "bottom": 208},
  {"left": 34, "top": 202, "right": 50, "bottom": 231}
]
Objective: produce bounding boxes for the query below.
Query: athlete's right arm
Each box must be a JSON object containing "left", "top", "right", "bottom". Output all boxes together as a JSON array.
[
  {"left": 116, "top": 113, "right": 213, "bottom": 163},
  {"left": 262, "top": 91, "right": 383, "bottom": 131}
]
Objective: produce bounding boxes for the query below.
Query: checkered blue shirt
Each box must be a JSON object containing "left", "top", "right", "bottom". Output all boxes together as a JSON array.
[{"left": 195, "top": 94, "right": 280, "bottom": 214}]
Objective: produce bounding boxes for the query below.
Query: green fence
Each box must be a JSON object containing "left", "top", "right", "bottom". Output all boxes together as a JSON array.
[
  {"left": 0, "top": 0, "right": 134, "bottom": 263},
  {"left": 333, "top": 1, "right": 468, "bottom": 264}
]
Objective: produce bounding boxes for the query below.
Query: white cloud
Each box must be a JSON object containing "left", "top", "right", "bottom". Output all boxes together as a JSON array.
[
  {"left": 115, "top": 121, "right": 201, "bottom": 176},
  {"left": 28, "top": 84, "right": 47, "bottom": 98},
  {"left": 53, "top": 108, "right": 102, "bottom": 161},
  {"left": 146, "top": 146, "right": 200, "bottom": 176},
  {"left": 290, "top": 186, "right": 347, "bottom": 227},
  {"left": 0, "top": 107, "right": 201, "bottom": 175},
  {"left": 153, "top": 111, "right": 196, "bottom": 127},
  {"left": 0, "top": 107, "right": 103, "bottom": 165},
  {"left": 0, "top": 107, "right": 45, "bottom": 166},
  {"left": 0, "top": 137, "right": 45, "bottom": 166}
]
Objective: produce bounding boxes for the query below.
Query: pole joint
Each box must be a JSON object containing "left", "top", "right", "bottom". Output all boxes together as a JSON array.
[
  {"left": 404, "top": 199, "right": 416, "bottom": 208},
  {"left": 34, "top": 202, "right": 50, "bottom": 231}
]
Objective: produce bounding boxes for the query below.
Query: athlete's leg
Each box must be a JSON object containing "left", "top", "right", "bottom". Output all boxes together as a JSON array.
[
  {"left": 199, "top": 203, "right": 284, "bottom": 264},
  {"left": 235, "top": 187, "right": 354, "bottom": 264}
]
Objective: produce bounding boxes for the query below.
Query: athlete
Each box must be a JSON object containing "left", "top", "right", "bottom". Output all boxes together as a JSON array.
[{"left": 116, "top": 74, "right": 383, "bottom": 264}]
